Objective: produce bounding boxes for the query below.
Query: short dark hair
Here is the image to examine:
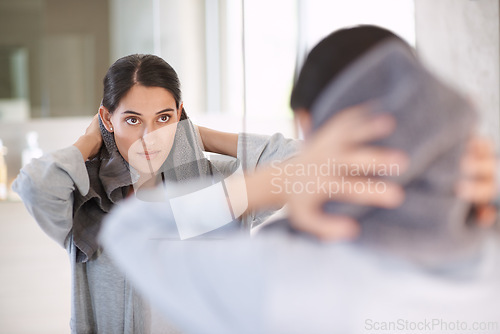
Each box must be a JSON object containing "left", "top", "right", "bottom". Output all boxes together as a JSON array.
[
  {"left": 102, "top": 54, "right": 187, "bottom": 120},
  {"left": 290, "top": 25, "right": 412, "bottom": 111}
]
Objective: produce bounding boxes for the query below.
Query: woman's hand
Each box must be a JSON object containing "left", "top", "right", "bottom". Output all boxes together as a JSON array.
[
  {"left": 457, "top": 136, "right": 498, "bottom": 226},
  {"left": 74, "top": 113, "right": 103, "bottom": 161}
]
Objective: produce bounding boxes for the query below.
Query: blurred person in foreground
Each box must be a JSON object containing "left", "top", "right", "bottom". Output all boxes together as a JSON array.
[{"left": 99, "top": 26, "right": 500, "bottom": 334}]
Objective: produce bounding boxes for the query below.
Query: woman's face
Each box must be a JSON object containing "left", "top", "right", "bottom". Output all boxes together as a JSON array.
[{"left": 100, "top": 84, "right": 183, "bottom": 174}]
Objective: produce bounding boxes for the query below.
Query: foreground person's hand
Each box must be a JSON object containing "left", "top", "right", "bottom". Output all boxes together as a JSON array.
[
  {"left": 457, "top": 136, "right": 498, "bottom": 227},
  {"left": 282, "top": 106, "right": 408, "bottom": 240},
  {"left": 244, "top": 105, "right": 408, "bottom": 241}
]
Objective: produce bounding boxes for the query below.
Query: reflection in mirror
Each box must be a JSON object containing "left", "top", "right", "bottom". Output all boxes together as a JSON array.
[
  {"left": 0, "top": 0, "right": 110, "bottom": 120},
  {"left": 0, "top": 1, "right": 424, "bottom": 333},
  {"left": 0, "top": 46, "right": 29, "bottom": 121}
]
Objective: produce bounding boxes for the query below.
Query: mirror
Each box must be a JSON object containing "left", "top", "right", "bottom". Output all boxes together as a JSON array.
[
  {"left": 0, "top": 0, "right": 110, "bottom": 119},
  {"left": 0, "top": 0, "right": 416, "bottom": 124},
  {"left": 0, "top": 46, "right": 29, "bottom": 121},
  {"left": 8, "top": 1, "right": 500, "bottom": 334}
]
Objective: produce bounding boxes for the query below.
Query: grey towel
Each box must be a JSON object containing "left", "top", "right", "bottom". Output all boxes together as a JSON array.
[
  {"left": 72, "top": 118, "right": 220, "bottom": 263},
  {"left": 276, "top": 40, "right": 484, "bottom": 267}
]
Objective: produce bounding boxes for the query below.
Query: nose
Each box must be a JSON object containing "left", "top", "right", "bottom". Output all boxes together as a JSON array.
[{"left": 141, "top": 125, "right": 158, "bottom": 147}]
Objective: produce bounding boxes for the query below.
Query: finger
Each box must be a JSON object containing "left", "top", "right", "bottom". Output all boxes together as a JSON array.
[
  {"left": 332, "top": 113, "right": 396, "bottom": 145},
  {"left": 457, "top": 180, "right": 497, "bottom": 204},
  {"left": 333, "top": 147, "right": 409, "bottom": 176},
  {"left": 326, "top": 177, "right": 405, "bottom": 208},
  {"left": 328, "top": 103, "right": 372, "bottom": 126},
  {"left": 331, "top": 100, "right": 383, "bottom": 126},
  {"left": 315, "top": 105, "right": 395, "bottom": 146},
  {"left": 474, "top": 204, "right": 497, "bottom": 227},
  {"left": 348, "top": 114, "right": 396, "bottom": 144},
  {"left": 465, "top": 136, "right": 494, "bottom": 157},
  {"left": 460, "top": 155, "right": 496, "bottom": 179}
]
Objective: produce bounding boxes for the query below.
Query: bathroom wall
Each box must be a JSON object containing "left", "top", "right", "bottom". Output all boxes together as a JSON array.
[
  {"left": 415, "top": 0, "right": 500, "bottom": 145},
  {"left": 0, "top": 0, "right": 110, "bottom": 119}
]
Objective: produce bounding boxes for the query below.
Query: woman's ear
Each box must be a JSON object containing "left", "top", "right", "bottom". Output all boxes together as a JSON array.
[
  {"left": 99, "top": 106, "right": 114, "bottom": 132},
  {"left": 177, "top": 102, "right": 184, "bottom": 121},
  {"left": 294, "top": 108, "right": 312, "bottom": 139}
]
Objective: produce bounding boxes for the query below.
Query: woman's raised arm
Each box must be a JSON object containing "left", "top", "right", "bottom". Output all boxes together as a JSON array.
[
  {"left": 197, "top": 126, "right": 239, "bottom": 157},
  {"left": 12, "top": 115, "right": 101, "bottom": 248}
]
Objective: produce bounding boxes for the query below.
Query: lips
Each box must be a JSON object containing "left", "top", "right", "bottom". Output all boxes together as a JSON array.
[{"left": 137, "top": 150, "right": 160, "bottom": 160}]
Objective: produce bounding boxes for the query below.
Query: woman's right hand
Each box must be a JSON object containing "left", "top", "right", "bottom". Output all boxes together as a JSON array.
[{"left": 73, "top": 113, "right": 103, "bottom": 161}]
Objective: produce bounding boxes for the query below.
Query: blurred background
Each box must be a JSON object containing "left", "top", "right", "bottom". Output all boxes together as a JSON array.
[{"left": 0, "top": 0, "right": 498, "bottom": 333}]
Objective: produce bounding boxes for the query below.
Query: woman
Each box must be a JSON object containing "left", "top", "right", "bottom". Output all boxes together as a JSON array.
[{"left": 12, "top": 54, "right": 299, "bottom": 333}]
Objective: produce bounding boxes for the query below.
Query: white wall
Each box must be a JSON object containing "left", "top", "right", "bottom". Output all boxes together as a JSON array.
[
  {"left": 158, "top": 0, "right": 207, "bottom": 118},
  {"left": 415, "top": 0, "right": 500, "bottom": 145},
  {"left": 109, "top": 0, "right": 155, "bottom": 60}
]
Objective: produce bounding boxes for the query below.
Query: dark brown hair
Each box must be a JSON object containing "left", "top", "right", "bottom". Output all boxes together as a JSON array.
[
  {"left": 290, "top": 25, "right": 412, "bottom": 111},
  {"left": 102, "top": 54, "right": 187, "bottom": 120}
]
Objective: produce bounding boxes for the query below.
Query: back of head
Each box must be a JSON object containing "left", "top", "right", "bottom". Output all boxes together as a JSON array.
[{"left": 290, "top": 25, "right": 412, "bottom": 111}]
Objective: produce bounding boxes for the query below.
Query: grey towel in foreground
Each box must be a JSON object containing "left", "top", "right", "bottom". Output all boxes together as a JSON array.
[
  {"left": 72, "top": 117, "right": 221, "bottom": 262},
  {"left": 279, "top": 40, "right": 483, "bottom": 267}
]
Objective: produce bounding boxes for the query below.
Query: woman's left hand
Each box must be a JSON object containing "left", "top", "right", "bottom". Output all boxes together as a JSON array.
[
  {"left": 457, "top": 136, "right": 498, "bottom": 226},
  {"left": 74, "top": 113, "right": 103, "bottom": 161}
]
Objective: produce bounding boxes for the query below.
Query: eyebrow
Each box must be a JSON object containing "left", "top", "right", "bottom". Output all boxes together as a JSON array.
[{"left": 122, "top": 108, "right": 175, "bottom": 116}]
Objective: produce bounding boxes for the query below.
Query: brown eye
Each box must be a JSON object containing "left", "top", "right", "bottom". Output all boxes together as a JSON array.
[
  {"left": 158, "top": 114, "right": 170, "bottom": 123},
  {"left": 126, "top": 117, "right": 140, "bottom": 125}
]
